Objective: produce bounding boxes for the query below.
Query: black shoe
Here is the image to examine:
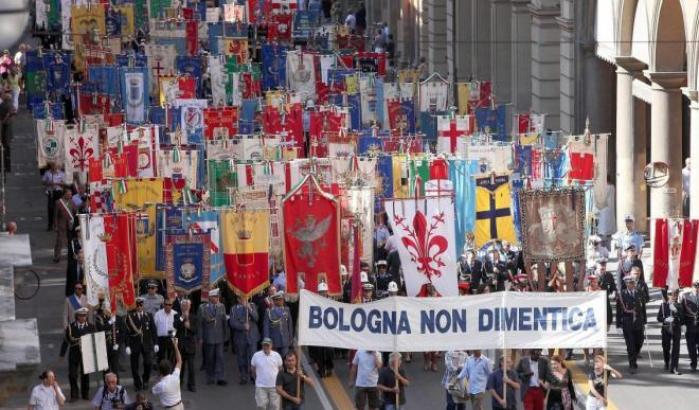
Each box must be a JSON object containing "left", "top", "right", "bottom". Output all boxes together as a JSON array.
[
  {"left": 239, "top": 379, "right": 247, "bottom": 385},
  {"left": 69, "top": 397, "right": 79, "bottom": 403},
  {"left": 217, "top": 380, "right": 228, "bottom": 386},
  {"left": 188, "top": 385, "right": 197, "bottom": 392},
  {"left": 664, "top": 363, "right": 669, "bottom": 371},
  {"left": 691, "top": 367, "right": 697, "bottom": 373},
  {"left": 142, "top": 383, "right": 148, "bottom": 390},
  {"left": 672, "top": 369, "right": 683, "bottom": 375},
  {"left": 206, "top": 380, "right": 215, "bottom": 385}
]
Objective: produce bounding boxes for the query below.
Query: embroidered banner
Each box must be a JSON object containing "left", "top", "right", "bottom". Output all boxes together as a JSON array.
[
  {"left": 221, "top": 209, "right": 270, "bottom": 297},
  {"left": 474, "top": 175, "right": 517, "bottom": 249},
  {"left": 166, "top": 232, "right": 211, "bottom": 296},
  {"left": 186, "top": 210, "right": 226, "bottom": 284},
  {"left": 79, "top": 214, "right": 110, "bottom": 308},
  {"left": 64, "top": 123, "right": 99, "bottom": 184},
  {"left": 37, "top": 119, "right": 65, "bottom": 169},
  {"left": 122, "top": 69, "right": 148, "bottom": 124}
]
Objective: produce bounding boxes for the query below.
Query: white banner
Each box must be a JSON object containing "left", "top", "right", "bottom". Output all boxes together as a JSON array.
[
  {"left": 79, "top": 214, "right": 110, "bottom": 308},
  {"left": 298, "top": 290, "right": 607, "bottom": 351},
  {"left": 385, "top": 196, "right": 458, "bottom": 296}
]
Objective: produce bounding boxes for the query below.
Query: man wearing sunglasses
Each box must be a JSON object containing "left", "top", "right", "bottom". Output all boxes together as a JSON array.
[{"left": 154, "top": 299, "right": 181, "bottom": 365}]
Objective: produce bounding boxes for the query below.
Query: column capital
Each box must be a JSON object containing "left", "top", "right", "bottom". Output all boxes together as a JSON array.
[
  {"left": 682, "top": 87, "right": 699, "bottom": 104},
  {"left": 644, "top": 71, "right": 687, "bottom": 90},
  {"left": 614, "top": 56, "right": 647, "bottom": 73}
]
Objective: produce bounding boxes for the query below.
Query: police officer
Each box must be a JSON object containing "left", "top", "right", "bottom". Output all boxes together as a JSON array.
[
  {"left": 59, "top": 307, "right": 94, "bottom": 401},
  {"left": 95, "top": 303, "right": 125, "bottom": 377},
  {"left": 596, "top": 259, "right": 616, "bottom": 331},
  {"left": 374, "top": 260, "right": 392, "bottom": 299},
  {"left": 229, "top": 294, "right": 260, "bottom": 385},
  {"left": 199, "top": 288, "right": 228, "bottom": 386},
  {"left": 125, "top": 296, "right": 158, "bottom": 391},
  {"left": 264, "top": 290, "right": 294, "bottom": 358},
  {"left": 681, "top": 281, "right": 699, "bottom": 372},
  {"left": 617, "top": 245, "right": 645, "bottom": 289},
  {"left": 616, "top": 275, "right": 647, "bottom": 373},
  {"left": 309, "top": 282, "right": 335, "bottom": 377},
  {"left": 612, "top": 214, "right": 645, "bottom": 259},
  {"left": 140, "top": 280, "right": 164, "bottom": 316},
  {"left": 657, "top": 289, "right": 683, "bottom": 374}
]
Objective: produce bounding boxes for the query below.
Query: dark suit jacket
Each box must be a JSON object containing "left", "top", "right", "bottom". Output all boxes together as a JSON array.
[
  {"left": 60, "top": 321, "right": 96, "bottom": 357},
  {"left": 176, "top": 313, "right": 198, "bottom": 355},
  {"left": 516, "top": 356, "right": 552, "bottom": 400},
  {"left": 125, "top": 310, "right": 157, "bottom": 350}
]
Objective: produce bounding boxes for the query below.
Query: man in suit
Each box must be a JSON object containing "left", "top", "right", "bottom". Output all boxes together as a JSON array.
[
  {"left": 177, "top": 299, "right": 198, "bottom": 392},
  {"left": 59, "top": 307, "right": 94, "bottom": 401},
  {"left": 460, "top": 249, "right": 484, "bottom": 294},
  {"left": 263, "top": 291, "right": 294, "bottom": 358},
  {"left": 681, "top": 281, "right": 699, "bottom": 372},
  {"left": 229, "top": 294, "right": 260, "bottom": 385},
  {"left": 516, "top": 349, "right": 552, "bottom": 410},
  {"left": 617, "top": 275, "right": 647, "bottom": 373},
  {"left": 617, "top": 244, "right": 645, "bottom": 289},
  {"left": 199, "top": 288, "right": 228, "bottom": 386},
  {"left": 484, "top": 248, "right": 512, "bottom": 292},
  {"left": 53, "top": 186, "right": 75, "bottom": 263},
  {"left": 657, "top": 289, "right": 684, "bottom": 374},
  {"left": 125, "top": 296, "right": 158, "bottom": 391}
]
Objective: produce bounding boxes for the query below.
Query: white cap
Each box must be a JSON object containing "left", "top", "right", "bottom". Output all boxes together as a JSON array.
[
  {"left": 340, "top": 265, "right": 348, "bottom": 276},
  {"left": 388, "top": 281, "right": 399, "bottom": 293},
  {"left": 624, "top": 214, "right": 635, "bottom": 222},
  {"left": 317, "top": 282, "right": 329, "bottom": 292},
  {"left": 360, "top": 271, "right": 369, "bottom": 283},
  {"left": 376, "top": 260, "right": 387, "bottom": 266},
  {"left": 209, "top": 288, "right": 220, "bottom": 297}
]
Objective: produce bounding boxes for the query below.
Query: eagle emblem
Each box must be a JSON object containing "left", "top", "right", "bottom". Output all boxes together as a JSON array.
[{"left": 290, "top": 215, "right": 332, "bottom": 268}]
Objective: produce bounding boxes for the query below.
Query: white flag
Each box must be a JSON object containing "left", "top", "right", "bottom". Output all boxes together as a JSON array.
[
  {"left": 80, "top": 214, "right": 110, "bottom": 308},
  {"left": 385, "top": 197, "right": 459, "bottom": 296}
]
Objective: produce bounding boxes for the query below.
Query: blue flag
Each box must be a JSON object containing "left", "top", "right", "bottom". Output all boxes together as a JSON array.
[
  {"left": 475, "top": 104, "right": 507, "bottom": 141},
  {"left": 155, "top": 205, "right": 186, "bottom": 272},
  {"left": 261, "top": 43, "right": 287, "bottom": 90},
  {"left": 450, "top": 159, "right": 479, "bottom": 255},
  {"left": 377, "top": 155, "right": 394, "bottom": 207},
  {"left": 185, "top": 209, "right": 225, "bottom": 283},
  {"left": 239, "top": 99, "right": 259, "bottom": 134}
]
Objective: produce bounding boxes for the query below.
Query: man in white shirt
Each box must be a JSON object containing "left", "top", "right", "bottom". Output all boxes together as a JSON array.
[
  {"left": 154, "top": 299, "right": 179, "bottom": 365},
  {"left": 251, "top": 338, "right": 283, "bottom": 410},
  {"left": 152, "top": 337, "right": 183, "bottom": 410},
  {"left": 28, "top": 369, "right": 65, "bottom": 410},
  {"left": 41, "top": 162, "right": 64, "bottom": 231},
  {"left": 349, "top": 350, "right": 382, "bottom": 410}
]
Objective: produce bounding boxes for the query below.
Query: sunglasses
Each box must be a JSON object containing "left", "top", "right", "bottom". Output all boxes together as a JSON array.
[{"left": 164, "top": 303, "right": 173, "bottom": 306}]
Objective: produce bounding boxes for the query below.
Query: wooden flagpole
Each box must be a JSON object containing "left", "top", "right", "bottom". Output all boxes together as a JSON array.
[{"left": 393, "top": 352, "right": 399, "bottom": 408}]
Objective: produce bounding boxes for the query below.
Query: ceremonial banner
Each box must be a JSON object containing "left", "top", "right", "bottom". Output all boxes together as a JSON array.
[
  {"left": 158, "top": 148, "right": 199, "bottom": 191},
  {"left": 79, "top": 214, "right": 110, "bottom": 308},
  {"left": 166, "top": 232, "right": 211, "bottom": 296},
  {"left": 298, "top": 290, "right": 607, "bottom": 351},
  {"left": 465, "top": 144, "right": 512, "bottom": 174},
  {"left": 387, "top": 99, "right": 415, "bottom": 134},
  {"left": 71, "top": 5, "right": 106, "bottom": 70},
  {"left": 450, "top": 159, "right": 479, "bottom": 255},
  {"left": 145, "top": 44, "right": 177, "bottom": 96},
  {"left": 436, "top": 115, "right": 470, "bottom": 154},
  {"left": 130, "top": 126, "right": 160, "bottom": 178},
  {"left": 208, "top": 160, "right": 235, "bottom": 207},
  {"left": 348, "top": 186, "right": 375, "bottom": 264},
  {"left": 64, "top": 123, "right": 99, "bottom": 184},
  {"left": 475, "top": 105, "right": 507, "bottom": 141},
  {"left": 653, "top": 218, "right": 699, "bottom": 289},
  {"left": 112, "top": 179, "right": 164, "bottom": 278},
  {"left": 36, "top": 119, "right": 65, "bottom": 168},
  {"left": 384, "top": 196, "right": 459, "bottom": 297},
  {"left": 221, "top": 38, "right": 249, "bottom": 63},
  {"left": 419, "top": 80, "right": 449, "bottom": 112},
  {"left": 519, "top": 189, "right": 585, "bottom": 262},
  {"left": 187, "top": 210, "right": 226, "bottom": 284},
  {"left": 286, "top": 51, "right": 316, "bottom": 100},
  {"left": 208, "top": 56, "right": 227, "bottom": 105},
  {"left": 174, "top": 99, "right": 208, "bottom": 144},
  {"left": 456, "top": 82, "right": 469, "bottom": 115},
  {"left": 122, "top": 69, "right": 148, "bottom": 124},
  {"left": 283, "top": 176, "right": 342, "bottom": 296},
  {"left": 60, "top": 0, "right": 74, "bottom": 50},
  {"left": 104, "top": 213, "right": 137, "bottom": 312},
  {"left": 221, "top": 209, "right": 270, "bottom": 297},
  {"left": 474, "top": 175, "right": 517, "bottom": 248},
  {"left": 155, "top": 205, "right": 185, "bottom": 272}
]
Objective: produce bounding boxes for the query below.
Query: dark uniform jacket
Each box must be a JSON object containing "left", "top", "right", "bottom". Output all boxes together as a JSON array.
[
  {"left": 616, "top": 288, "right": 647, "bottom": 329},
  {"left": 125, "top": 310, "right": 157, "bottom": 350},
  {"left": 60, "top": 321, "right": 96, "bottom": 357}
]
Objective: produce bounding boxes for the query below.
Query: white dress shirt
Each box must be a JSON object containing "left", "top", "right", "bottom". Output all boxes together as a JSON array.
[
  {"left": 153, "top": 309, "right": 176, "bottom": 337},
  {"left": 152, "top": 368, "right": 181, "bottom": 406},
  {"left": 29, "top": 383, "right": 65, "bottom": 410}
]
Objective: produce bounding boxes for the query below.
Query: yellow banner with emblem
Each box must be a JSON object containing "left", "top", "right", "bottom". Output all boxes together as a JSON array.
[{"left": 112, "top": 179, "right": 164, "bottom": 279}]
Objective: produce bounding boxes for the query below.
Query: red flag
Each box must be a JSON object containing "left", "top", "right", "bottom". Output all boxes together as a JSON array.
[
  {"left": 221, "top": 209, "right": 270, "bottom": 298},
  {"left": 88, "top": 158, "right": 103, "bottom": 183},
  {"left": 178, "top": 77, "right": 197, "bottom": 98},
  {"left": 186, "top": 20, "right": 198, "bottom": 56},
  {"left": 283, "top": 176, "right": 342, "bottom": 296},
  {"left": 263, "top": 106, "right": 282, "bottom": 134},
  {"left": 653, "top": 218, "right": 669, "bottom": 288},
  {"left": 105, "top": 213, "right": 137, "bottom": 312},
  {"left": 518, "top": 113, "right": 530, "bottom": 134},
  {"left": 284, "top": 103, "right": 305, "bottom": 151},
  {"left": 680, "top": 219, "right": 699, "bottom": 287}
]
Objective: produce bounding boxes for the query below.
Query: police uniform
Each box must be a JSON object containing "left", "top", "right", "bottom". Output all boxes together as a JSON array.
[
  {"left": 617, "top": 245, "right": 645, "bottom": 289},
  {"left": 597, "top": 264, "right": 617, "bottom": 329},
  {"left": 612, "top": 215, "right": 644, "bottom": 257},
  {"left": 59, "top": 308, "right": 95, "bottom": 400},
  {"left": 95, "top": 309, "right": 125, "bottom": 377},
  {"left": 616, "top": 278, "right": 647, "bottom": 371},
  {"left": 140, "top": 282, "right": 164, "bottom": 316},
  {"left": 374, "top": 261, "right": 392, "bottom": 299},
  {"left": 199, "top": 290, "right": 228, "bottom": 384},
  {"left": 657, "top": 296, "right": 684, "bottom": 373},
  {"left": 461, "top": 256, "right": 484, "bottom": 293},
  {"left": 263, "top": 293, "right": 294, "bottom": 358},
  {"left": 681, "top": 287, "right": 699, "bottom": 371},
  {"left": 229, "top": 300, "right": 260, "bottom": 384},
  {"left": 484, "top": 256, "right": 509, "bottom": 291},
  {"left": 125, "top": 304, "right": 158, "bottom": 390}
]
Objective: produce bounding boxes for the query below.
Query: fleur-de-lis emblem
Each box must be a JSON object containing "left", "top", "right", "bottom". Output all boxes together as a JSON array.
[
  {"left": 69, "top": 134, "right": 95, "bottom": 171},
  {"left": 393, "top": 210, "right": 449, "bottom": 281}
]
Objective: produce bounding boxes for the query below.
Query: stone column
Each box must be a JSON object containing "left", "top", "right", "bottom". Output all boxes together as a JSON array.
[
  {"left": 510, "top": 0, "right": 531, "bottom": 112},
  {"left": 529, "top": 2, "right": 560, "bottom": 129},
  {"left": 490, "top": 0, "right": 511, "bottom": 103},
  {"left": 646, "top": 72, "right": 686, "bottom": 223},
  {"left": 614, "top": 58, "right": 646, "bottom": 231},
  {"left": 687, "top": 91, "right": 699, "bottom": 219},
  {"left": 426, "top": 0, "right": 447, "bottom": 74}
]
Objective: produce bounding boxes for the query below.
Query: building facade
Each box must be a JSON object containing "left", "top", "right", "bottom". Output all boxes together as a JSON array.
[{"left": 371, "top": 0, "right": 697, "bottom": 233}]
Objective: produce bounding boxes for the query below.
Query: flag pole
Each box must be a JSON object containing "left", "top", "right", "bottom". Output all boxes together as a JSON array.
[{"left": 393, "top": 352, "right": 399, "bottom": 408}]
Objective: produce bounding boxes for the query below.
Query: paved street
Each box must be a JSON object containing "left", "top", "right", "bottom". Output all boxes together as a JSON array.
[{"left": 2, "top": 63, "right": 699, "bottom": 410}]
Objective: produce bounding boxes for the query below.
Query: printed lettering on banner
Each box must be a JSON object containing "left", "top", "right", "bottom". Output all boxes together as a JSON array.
[{"left": 298, "top": 290, "right": 607, "bottom": 352}]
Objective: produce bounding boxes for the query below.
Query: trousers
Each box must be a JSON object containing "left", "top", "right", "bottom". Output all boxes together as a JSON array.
[
  {"left": 445, "top": 389, "right": 466, "bottom": 410},
  {"left": 180, "top": 352, "right": 196, "bottom": 388},
  {"left": 661, "top": 327, "right": 681, "bottom": 370},
  {"left": 523, "top": 386, "right": 545, "bottom": 410},
  {"left": 129, "top": 343, "right": 152, "bottom": 390},
  {"left": 686, "top": 330, "right": 699, "bottom": 369},
  {"left": 622, "top": 323, "right": 644, "bottom": 366},
  {"left": 68, "top": 351, "right": 90, "bottom": 399},
  {"left": 203, "top": 342, "right": 225, "bottom": 382}
]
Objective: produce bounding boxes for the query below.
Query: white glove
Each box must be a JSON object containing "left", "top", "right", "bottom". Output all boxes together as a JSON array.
[
  {"left": 664, "top": 317, "right": 674, "bottom": 324},
  {"left": 108, "top": 317, "right": 116, "bottom": 325},
  {"left": 125, "top": 347, "right": 131, "bottom": 356},
  {"left": 154, "top": 345, "right": 159, "bottom": 353},
  {"left": 113, "top": 344, "right": 119, "bottom": 351}
]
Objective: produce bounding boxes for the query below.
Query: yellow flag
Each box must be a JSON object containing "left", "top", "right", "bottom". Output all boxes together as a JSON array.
[
  {"left": 113, "top": 5, "right": 135, "bottom": 37},
  {"left": 220, "top": 209, "right": 270, "bottom": 296},
  {"left": 112, "top": 179, "right": 164, "bottom": 278},
  {"left": 457, "top": 83, "right": 470, "bottom": 115},
  {"left": 392, "top": 155, "right": 409, "bottom": 199},
  {"left": 474, "top": 175, "right": 517, "bottom": 248}
]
